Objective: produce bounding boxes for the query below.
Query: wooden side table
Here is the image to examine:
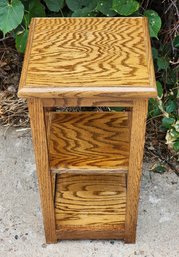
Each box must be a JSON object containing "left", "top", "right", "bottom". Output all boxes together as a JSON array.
[{"left": 18, "top": 17, "right": 157, "bottom": 244}]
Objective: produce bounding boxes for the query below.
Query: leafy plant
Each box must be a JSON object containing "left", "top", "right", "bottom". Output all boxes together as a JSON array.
[
  {"left": 144, "top": 10, "right": 161, "bottom": 39},
  {"left": 0, "top": 0, "right": 178, "bottom": 152},
  {"left": 0, "top": 0, "right": 24, "bottom": 36}
]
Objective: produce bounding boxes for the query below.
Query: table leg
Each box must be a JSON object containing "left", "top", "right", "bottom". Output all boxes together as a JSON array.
[
  {"left": 28, "top": 98, "right": 57, "bottom": 243},
  {"left": 125, "top": 99, "right": 148, "bottom": 243}
]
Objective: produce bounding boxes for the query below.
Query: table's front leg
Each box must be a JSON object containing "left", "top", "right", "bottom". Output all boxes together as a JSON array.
[
  {"left": 125, "top": 99, "right": 148, "bottom": 243},
  {"left": 28, "top": 98, "right": 57, "bottom": 243}
]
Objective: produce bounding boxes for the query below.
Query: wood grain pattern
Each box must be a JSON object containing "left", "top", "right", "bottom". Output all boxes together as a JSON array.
[
  {"left": 18, "top": 17, "right": 157, "bottom": 99},
  {"left": 42, "top": 98, "right": 133, "bottom": 107},
  {"left": 18, "top": 19, "right": 36, "bottom": 92},
  {"left": 56, "top": 227, "right": 124, "bottom": 240},
  {"left": 125, "top": 100, "right": 148, "bottom": 243},
  {"left": 48, "top": 112, "right": 130, "bottom": 171},
  {"left": 51, "top": 173, "right": 56, "bottom": 201},
  {"left": 143, "top": 18, "right": 156, "bottom": 91},
  {"left": 19, "top": 17, "right": 153, "bottom": 243},
  {"left": 52, "top": 168, "right": 127, "bottom": 175},
  {"left": 55, "top": 173, "right": 126, "bottom": 239},
  {"left": 28, "top": 98, "right": 57, "bottom": 243}
]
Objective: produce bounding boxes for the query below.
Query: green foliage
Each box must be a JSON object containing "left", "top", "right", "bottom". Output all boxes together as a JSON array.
[
  {"left": 144, "top": 10, "right": 161, "bottom": 39},
  {"left": 72, "top": 7, "right": 96, "bottom": 17},
  {"left": 15, "top": 29, "right": 28, "bottom": 52},
  {"left": 156, "top": 81, "right": 163, "bottom": 98},
  {"left": 28, "top": 0, "right": 46, "bottom": 17},
  {"left": 44, "top": 0, "right": 64, "bottom": 12},
  {"left": 151, "top": 26, "right": 178, "bottom": 152},
  {"left": 97, "top": 0, "right": 116, "bottom": 16},
  {"left": 173, "top": 35, "right": 179, "bottom": 48},
  {"left": 173, "top": 141, "right": 179, "bottom": 152},
  {"left": 157, "top": 57, "right": 169, "bottom": 71},
  {"left": 0, "top": 0, "right": 24, "bottom": 36},
  {"left": 0, "top": 0, "right": 178, "bottom": 152},
  {"left": 66, "top": 0, "right": 89, "bottom": 11},
  {"left": 162, "top": 117, "right": 175, "bottom": 129},
  {"left": 71, "top": 1, "right": 97, "bottom": 17},
  {"left": 112, "top": 0, "right": 139, "bottom": 16},
  {"left": 151, "top": 164, "right": 166, "bottom": 174}
]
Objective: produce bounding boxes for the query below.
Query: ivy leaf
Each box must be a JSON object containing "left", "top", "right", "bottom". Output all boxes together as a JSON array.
[
  {"left": 170, "top": 128, "right": 179, "bottom": 140},
  {"left": 66, "top": 0, "right": 89, "bottom": 11},
  {"left": 152, "top": 47, "right": 158, "bottom": 59},
  {"left": 112, "top": 0, "right": 139, "bottom": 16},
  {"left": 0, "top": 0, "right": 24, "bottom": 36},
  {"left": 43, "top": 0, "right": 64, "bottom": 12},
  {"left": 97, "top": 0, "right": 116, "bottom": 16},
  {"left": 23, "top": 13, "right": 31, "bottom": 28},
  {"left": 148, "top": 98, "right": 161, "bottom": 117},
  {"left": 157, "top": 57, "right": 169, "bottom": 71},
  {"left": 15, "top": 29, "right": 28, "bottom": 53},
  {"left": 151, "top": 164, "right": 166, "bottom": 174},
  {"left": 173, "top": 35, "right": 179, "bottom": 48},
  {"left": 29, "top": 0, "right": 46, "bottom": 17},
  {"left": 173, "top": 141, "right": 179, "bottom": 152},
  {"left": 144, "top": 10, "right": 161, "bottom": 39},
  {"left": 173, "top": 121, "right": 179, "bottom": 133},
  {"left": 156, "top": 81, "right": 163, "bottom": 98},
  {"left": 72, "top": 7, "right": 96, "bottom": 17},
  {"left": 165, "top": 100, "right": 177, "bottom": 113},
  {"left": 162, "top": 117, "right": 175, "bottom": 129},
  {"left": 166, "top": 68, "right": 177, "bottom": 85},
  {"left": 70, "top": 0, "right": 97, "bottom": 16}
]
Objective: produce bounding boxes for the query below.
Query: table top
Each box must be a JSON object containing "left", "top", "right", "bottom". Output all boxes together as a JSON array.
[{"left": 18, "top": 17, "right": 157, "bottom": 99}]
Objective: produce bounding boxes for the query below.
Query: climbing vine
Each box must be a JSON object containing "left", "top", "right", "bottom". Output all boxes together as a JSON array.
[{"left": 0, "top": 0, "right": 178, "bottom": 152}]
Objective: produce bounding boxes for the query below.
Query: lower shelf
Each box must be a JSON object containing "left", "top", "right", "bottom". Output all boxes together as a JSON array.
[{"left": 54, "top": 173, "right": 127, "bottom": 239}]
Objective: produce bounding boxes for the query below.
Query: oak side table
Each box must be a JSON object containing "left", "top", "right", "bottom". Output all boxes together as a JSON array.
[{"left": 18, "top": 17, "right": 157, "bottom": 244}]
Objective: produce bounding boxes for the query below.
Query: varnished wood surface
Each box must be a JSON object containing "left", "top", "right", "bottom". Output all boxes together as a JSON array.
[
  {"left": 55, "top": 173, "right": 126, "bottom": 238},
  {"left": 52, "top": 168, "right": 127, "bottom": 175},
  {"left": 51, "top": 173, "right": 56, "bottom": 201},
  {"left": 42, "top": 98, "right": 133, "bottom": 107},
  {"left": 125, "top": 100, "right": 148, "bottom": 243},
  {"left": 28, "top": 98, "right": 57, "bottom": 243},
  {"left": 56, "top": 227, "right": 124, "bottom": 240},
  {"left": 48, "top": 112, "right": 130, "bottom": 171},
  {"left": 18, "top": 17, "right": 157, "bottom": 99}
]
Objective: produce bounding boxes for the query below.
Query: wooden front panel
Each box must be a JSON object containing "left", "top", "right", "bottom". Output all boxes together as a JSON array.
[
  {"left": 28, "top": 98, "right": 57, "bottom": 243},
  {"left": 48, "top": 112, "right": 130, "bottom": 172},
  {"left": 42, "top": 98, "right": 133, "bottom": 107},
  {"left": 125, "top": 100, "right": 148, "bottom": 243},
  {"left": 55, "top": 173, "right": 126, "bottom": 239}
]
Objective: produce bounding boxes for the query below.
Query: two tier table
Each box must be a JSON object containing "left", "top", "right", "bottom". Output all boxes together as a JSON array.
[{"left": 18, "top": 17, "right": 157, "bottom": 244}]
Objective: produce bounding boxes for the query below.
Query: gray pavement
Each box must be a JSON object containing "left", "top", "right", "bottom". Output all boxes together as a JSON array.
[{"left": 0, "top": 127, "right": 179, "bottom": 257}]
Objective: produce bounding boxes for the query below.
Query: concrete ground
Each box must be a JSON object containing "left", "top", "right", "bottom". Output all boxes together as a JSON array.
[{"left": 0, "top": 127, "right": 179, "bottom": 257}]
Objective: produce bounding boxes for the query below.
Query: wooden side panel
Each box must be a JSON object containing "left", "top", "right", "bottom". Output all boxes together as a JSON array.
[
  {"left": 125, "top": 100, "right": 148, "bottom": 243},
  {"left": 48, "top": 112, "right": 130, "bottom": 171},
  {"left": 55, "top": 173, "right": 126, "bottom": 239},
  {"left": 28, "top": 98, "right": 57, "bottom": 243}
]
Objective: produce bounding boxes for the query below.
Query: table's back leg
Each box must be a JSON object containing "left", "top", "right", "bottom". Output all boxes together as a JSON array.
[
  {"left": 28, "top": 98, "right": 57, "bottom": 243},
  {"left": 125, "top": 99, "right": 148, "bottom": 243}
]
